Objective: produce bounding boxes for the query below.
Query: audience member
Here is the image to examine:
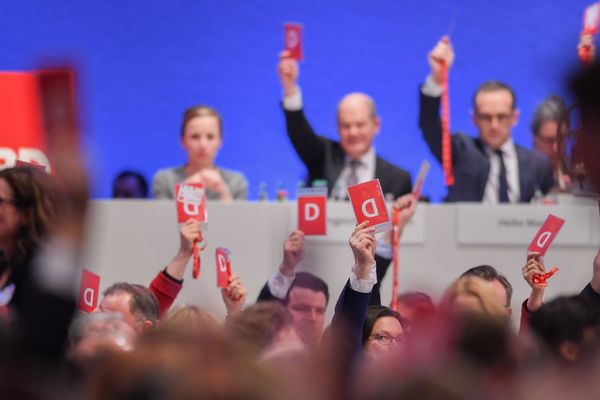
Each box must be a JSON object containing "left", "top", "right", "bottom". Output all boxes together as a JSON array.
[
  {"left": 461, "top": 264, "right": 512, "bottom": 314},
  {"left": 257, "top": 230, "right": 329, "bottom": 346},
  {"left": 98, "top": 282, "right": 159, "bottom": 333}
]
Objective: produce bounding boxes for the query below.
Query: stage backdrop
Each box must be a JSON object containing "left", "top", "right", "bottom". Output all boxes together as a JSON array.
[{"left": 0, "top": 0, "right": 590, "bottom": 201}]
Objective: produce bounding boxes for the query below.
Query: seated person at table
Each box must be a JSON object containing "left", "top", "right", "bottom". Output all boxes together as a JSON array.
[
  {"left": 152, "top": 105, "right": 248, "bottom": 201},
  {"left": 530, "top": 95, "right": 571, "bottom": 191},
  {"left": 419, "top": 37, "right": 554, "bottom": 202},
  {"left": 112, "top": 170, "right": 148, "bottom": 199},
  {"left": 277, "top": 52, "right": 412, "bottom": 199}
]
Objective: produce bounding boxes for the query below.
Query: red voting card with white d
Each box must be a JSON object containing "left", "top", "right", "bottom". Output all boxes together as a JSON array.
[
  {"left": 216, "top": 247, "right": 232, "bottom": 288},
  {"left": 347, "top": 179, "right": 392, "bottom": 233},
  {"left": 78, "top": 268, "right": 100, "bottom": 313},
  {"left": 527, "top": 214, "right": 565, "bottom": 256},
  {"left": 298, "top": 194, "right": 326, "bottom": 235},
  {"left": 175, "top": 183, "right": 207, "bottom": 224},
  {"left": 284, "top": 23, "right": 303, "bottom": 61}
]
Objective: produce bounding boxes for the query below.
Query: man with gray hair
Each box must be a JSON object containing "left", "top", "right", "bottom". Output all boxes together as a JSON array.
[
  {"left": 98, "top": 282, "right": 160, "bottom": 334},
  {"left": 531, "top": 95, "right": 570, "bottom": 191}
]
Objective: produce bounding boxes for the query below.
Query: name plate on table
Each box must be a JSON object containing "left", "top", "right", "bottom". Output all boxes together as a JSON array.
[
  {"left": 290, "top": 201, "right": 425, "bottom": 245},
  {"left": 456, "top": 205, "right": 594, "bottom": 246}
]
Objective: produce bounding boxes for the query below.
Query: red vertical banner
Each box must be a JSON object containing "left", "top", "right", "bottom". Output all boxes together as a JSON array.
[{"left": 0, "top": 72, "right": 50, "bottom": 171}]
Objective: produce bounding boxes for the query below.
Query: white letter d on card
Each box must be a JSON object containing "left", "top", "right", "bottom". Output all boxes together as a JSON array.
[
  {"left": 361, "top": 198, "right": 379, "bottom": 218},
  {"left": 305, "top": 203, "right": 319, "bottom": 221}
]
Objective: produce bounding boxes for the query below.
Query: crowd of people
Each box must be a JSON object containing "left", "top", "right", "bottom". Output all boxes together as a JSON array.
[{"left": 1, "top": 37, "right": 600, "bottom": 399}]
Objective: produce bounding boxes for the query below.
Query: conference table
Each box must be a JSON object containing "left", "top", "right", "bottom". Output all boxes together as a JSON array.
[{"left": 82, "top": 196, "right": 600, "bottom": 326}]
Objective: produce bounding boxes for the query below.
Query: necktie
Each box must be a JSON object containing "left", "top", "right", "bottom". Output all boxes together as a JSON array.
[
  {"left": 495, "top": 150, "right": 509, "bottom": 203},
  {"left": 346, "top": 160, "right": 361, "bottom": 188}
]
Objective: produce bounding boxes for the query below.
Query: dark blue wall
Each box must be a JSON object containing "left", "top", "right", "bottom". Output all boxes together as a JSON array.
[{"left": 0, "top": 0, "right": 588, "bottom": 200}]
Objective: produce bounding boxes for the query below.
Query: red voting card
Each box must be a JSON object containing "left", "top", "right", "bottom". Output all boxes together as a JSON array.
[
  {"left": 0, "top": 72, "right": 50, "bottom": 170},
  {"left": 78, "top": 268, "right": 100, "bottom": 313},
  {"left": 298, "top": 195, "right": 326, "bottom": 235},
  {"left": 175, "top": 183, "right": 207, "bottom": 224},
  {"left": 14, "top": 159, "right": 47, "bottom": 171},
  {"left": 584, "top": 3, "right": 600, "bottom": 34},
  {"left": 216, "top": 247, "right": 232, "bottom": 288},
  {"left": 527, "top": 214, "right": 565, "bottom": 256},
  {"left": 412, "top": 160, "right": 430, "bottom": 200},
  {"left": 347, "top": 179, "right": 392, "bottom": 233},
  {"left": 284, "top": 23, "right": 303, "bottom": 61}
]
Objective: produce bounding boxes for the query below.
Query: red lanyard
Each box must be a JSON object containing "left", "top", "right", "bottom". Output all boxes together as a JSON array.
[
  {"left": 532, "top": 267, "right": 559, "bottom": 286},
  {"left": 390, "top": 208, "right": 401, "bottom": 312},
  {"left": 192, "top": 239, "right": 207, "bottom": 279},
  {"left": 440, "top": 60, "right": 454, "bottom": 186}
]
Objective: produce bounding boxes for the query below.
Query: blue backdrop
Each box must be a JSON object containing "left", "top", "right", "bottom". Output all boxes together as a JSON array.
[{"left": 0, "top": 0, "right": 589, "bottom": 201}]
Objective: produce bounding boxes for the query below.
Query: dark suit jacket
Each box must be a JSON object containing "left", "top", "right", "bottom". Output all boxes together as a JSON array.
[
  {"left": 284, "top": 108, "right": 412, "bottom": 198},
  {"left": 418, "top": 90, "right": 554, "bottom": 202},
  {"left": 255, "top": 253, "right": 390, "bottom": 307}
]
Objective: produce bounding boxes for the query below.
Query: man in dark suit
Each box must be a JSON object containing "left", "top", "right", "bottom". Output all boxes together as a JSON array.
[
  {"left": 277, "top": 52, "right": 412, "bottom": 199},
  {"left": 419, "top": 38, "right": 554, "bottom": 203}
]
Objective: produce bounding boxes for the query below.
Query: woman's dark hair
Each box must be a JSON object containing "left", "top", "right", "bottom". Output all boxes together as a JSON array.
[
  {"left": 0, "top": 167, "right": 64, "bottom": 275},
  {"left": 362, "top": 305, "right": 404, "bottom": 345}
]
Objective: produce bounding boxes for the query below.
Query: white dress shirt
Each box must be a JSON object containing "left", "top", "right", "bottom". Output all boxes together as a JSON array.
[{"left": 483, "top": 139, "right": 520, "bottom": 203}]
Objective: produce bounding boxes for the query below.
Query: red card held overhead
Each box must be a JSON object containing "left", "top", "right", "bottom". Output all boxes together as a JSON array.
[
  {"left": 298, "top": 196, "right": 326, "bottom": 235},
  {"left": 347, "top": 179, "right": 392, "bottom": 233},
  {"left": 78, "top": 268, "right": 100, "bottom": 313},
  {"left": 216, "top": 247, "right": 232, "bottom": 288},
  {"left": 527, "top": 214, "right": 565, "bottom": 257},
  {"left": 175, "top": 183, "right": 207, "bottom": 224},
  {"left": 284, "top": 23, "right": 303, "bottom": 61}
]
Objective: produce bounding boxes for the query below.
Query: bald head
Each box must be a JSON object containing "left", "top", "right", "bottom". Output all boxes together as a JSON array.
[
  {"left": 337, "top": 92, "right": 377, "bottom": 120},
  {"left": 336, "top": 92, "right": 381, "bottom": 160}
]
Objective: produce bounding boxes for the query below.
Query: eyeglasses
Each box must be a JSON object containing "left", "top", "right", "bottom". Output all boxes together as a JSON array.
[
  {"left": 0, "top": 197, "right": 15, "bottom": 207},
  {"left": 475, "top": 112, "right": 513, "bottom": 125},
  {"left": 368, "top": 332, "right": 405, "bottom": 345}
]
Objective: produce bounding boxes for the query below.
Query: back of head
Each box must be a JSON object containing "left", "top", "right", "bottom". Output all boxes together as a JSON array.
[
  {"left": 286, "top": 272, "right": 329, "bottom": 305},
  {"left": 529, "top": 295, "right": 600, "bottom": 362},
  {"left": 103, "top": 282, "right": 160, "bottom": 325},
  {"left": 162, "top": 304, "right": 219, "bottom": 334},
  {"left": 226, "top": 302, "right": 293, "bottom": 354}
]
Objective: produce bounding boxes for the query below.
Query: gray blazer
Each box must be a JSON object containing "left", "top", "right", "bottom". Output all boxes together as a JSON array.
[{"left": 152, "top": 165, "right": 248, "bottom": 200}]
